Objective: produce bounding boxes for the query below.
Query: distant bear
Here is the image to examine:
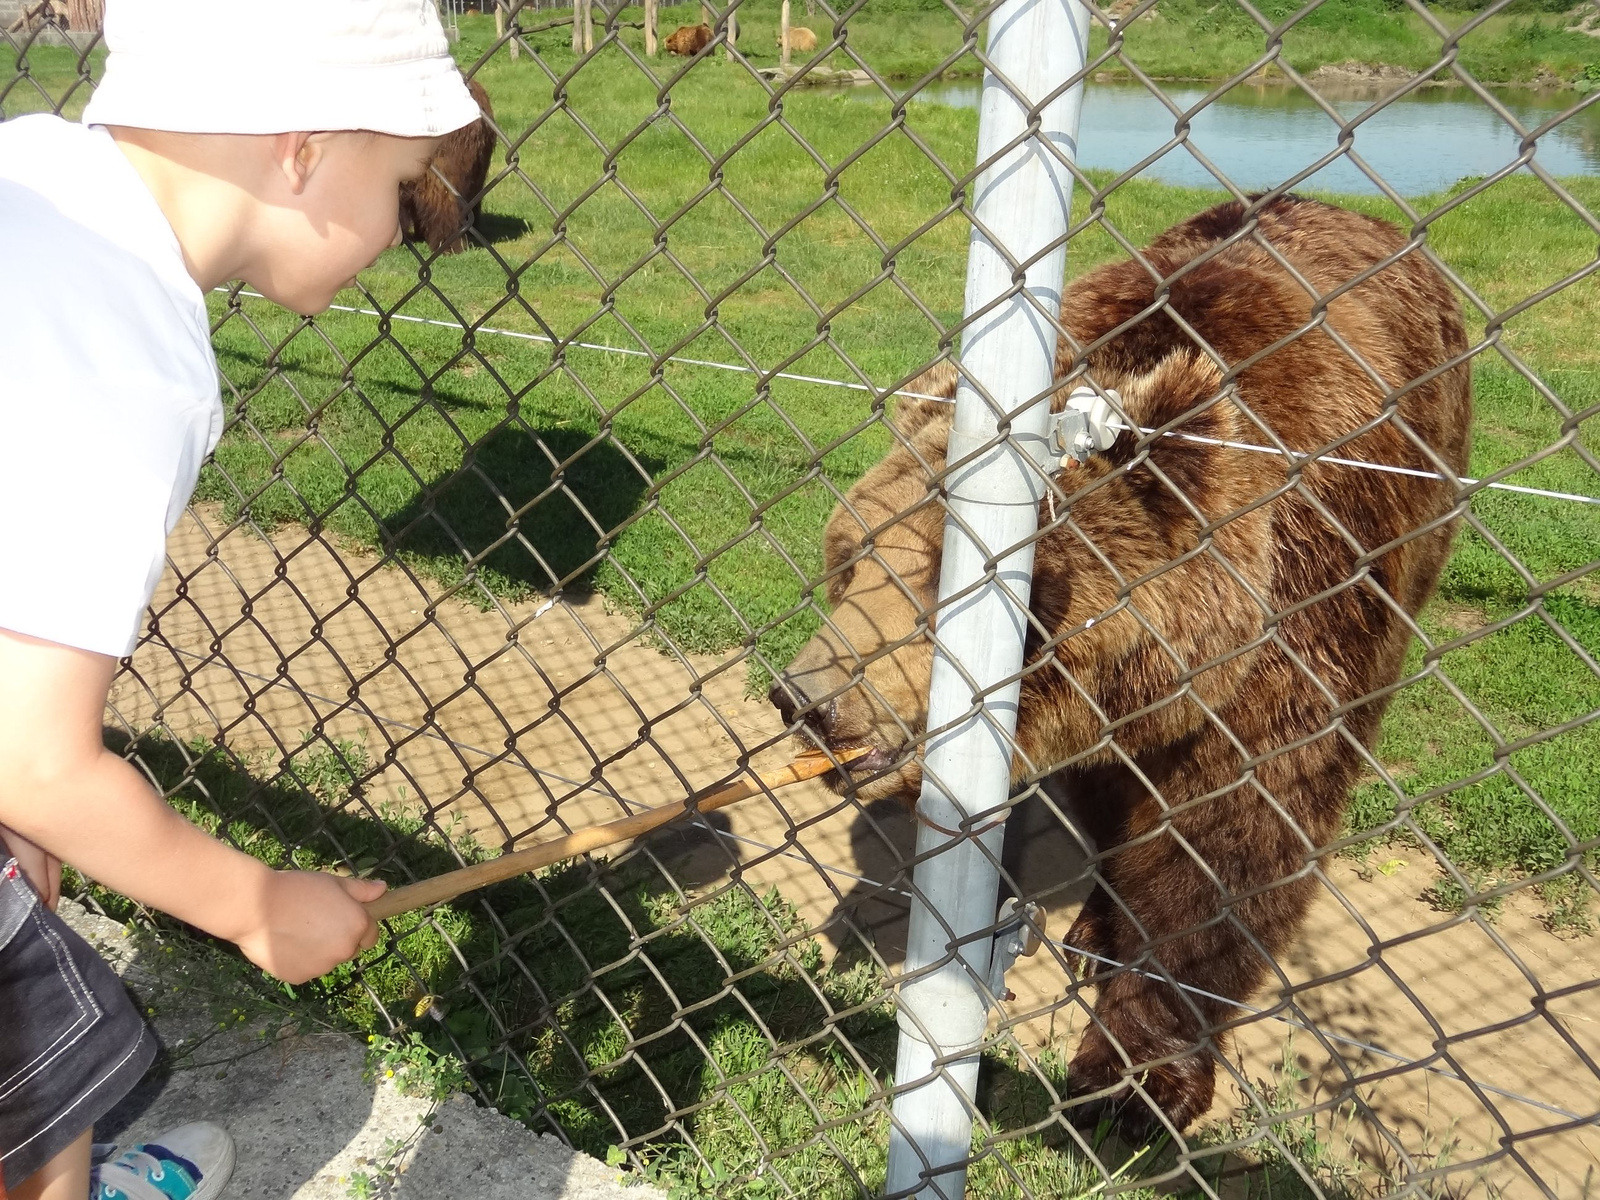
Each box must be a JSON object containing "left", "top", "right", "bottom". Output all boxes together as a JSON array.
[
  {"left": 399, "top": 77, "right": 494, "bottom": 255},
  {"left": 664, "top": 22, "right": 712, "bottom": 55},
  {"left": 778, "top": 25, "right": 817, "bottom": 54},
  {"left": 769, "top": 196, "right": 1472, "bottom": 1131}
]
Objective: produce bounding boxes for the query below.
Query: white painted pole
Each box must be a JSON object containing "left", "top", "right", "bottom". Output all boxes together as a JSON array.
[{"left": 881, "top": 0, "right": 1090, "bottom": 1195}]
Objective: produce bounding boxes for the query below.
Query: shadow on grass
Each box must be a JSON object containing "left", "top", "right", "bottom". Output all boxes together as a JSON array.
[
  {"left": 94, "top": 728, "right": 1350, "bottom": 1199},
  {"left": 472, "top": 207, "right": 535, "bottom": 246},
  {"left": 384, "top": 423, "right": 663, "bottom": 595}
]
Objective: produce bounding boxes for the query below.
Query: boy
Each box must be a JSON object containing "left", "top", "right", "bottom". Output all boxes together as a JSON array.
[{"left": 0, "top": 2, "right": 483, "bottom": 1196}]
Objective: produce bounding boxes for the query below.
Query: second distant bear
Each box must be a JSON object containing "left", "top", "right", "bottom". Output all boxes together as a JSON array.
[
  {"left": 664, "top": 23, "right": 713, "bottom": 55},
  {"left": 778, "top": 26, "right": 817, "bottom": 55}
]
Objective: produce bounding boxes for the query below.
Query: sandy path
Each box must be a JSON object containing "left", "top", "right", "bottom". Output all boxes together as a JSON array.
[{"left": 113, "top": 506, "right": 1599, "bottom": 1197}]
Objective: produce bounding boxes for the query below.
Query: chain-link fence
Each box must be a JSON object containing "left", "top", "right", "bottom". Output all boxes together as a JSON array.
[{"left": 5, "top": 0, "right": 1599, "bottom": 1195}]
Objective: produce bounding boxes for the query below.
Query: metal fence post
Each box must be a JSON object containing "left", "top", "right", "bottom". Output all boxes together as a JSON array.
[{"left": 882, "top": 0, "right": 1089, "bottom": 1195}]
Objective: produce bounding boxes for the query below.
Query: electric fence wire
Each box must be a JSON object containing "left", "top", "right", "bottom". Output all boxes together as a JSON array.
[{"left": 221, "top": 290, "right": 1600, "bottom": 508}]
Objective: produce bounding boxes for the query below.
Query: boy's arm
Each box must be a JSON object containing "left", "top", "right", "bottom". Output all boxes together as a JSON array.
[{"left": 0, "top": 628, "right": 387, "bottom": 984}]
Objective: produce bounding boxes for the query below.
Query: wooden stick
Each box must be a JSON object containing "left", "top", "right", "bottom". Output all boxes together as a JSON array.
[{"left": 366, "top": 747, "right": 866, "bottom": 920}]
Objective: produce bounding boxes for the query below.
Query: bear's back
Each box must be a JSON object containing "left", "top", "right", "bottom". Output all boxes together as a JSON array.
[{"left": 1055, "top": 195, "right": 1472, "bottom": 620}]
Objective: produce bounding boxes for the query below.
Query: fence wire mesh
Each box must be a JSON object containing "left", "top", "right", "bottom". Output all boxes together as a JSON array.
[{"left": 5, "top": 0, "right": 1599, "bottom": 1195}]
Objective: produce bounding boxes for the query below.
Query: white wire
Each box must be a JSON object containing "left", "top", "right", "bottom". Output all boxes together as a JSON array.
[{"left": 219, "top": 289, "right": 1600, "bottom": 508}]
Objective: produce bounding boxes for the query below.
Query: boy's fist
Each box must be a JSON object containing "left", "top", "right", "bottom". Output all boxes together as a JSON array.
[
  {"left": 0, "top": 822, "right": 61, "bottom": 910},
  {"left": 235, "top": 871, "right": 387, "bottom": 984}
]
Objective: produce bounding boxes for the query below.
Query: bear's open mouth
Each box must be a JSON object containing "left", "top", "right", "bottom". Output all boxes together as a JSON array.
[{"left": 793, "top": 738, "right": 897, "bottom": 788}]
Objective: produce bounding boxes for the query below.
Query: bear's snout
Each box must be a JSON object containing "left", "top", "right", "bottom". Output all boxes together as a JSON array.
[{"left": 767, "top": 674, "right": 837, "bottom": 736}]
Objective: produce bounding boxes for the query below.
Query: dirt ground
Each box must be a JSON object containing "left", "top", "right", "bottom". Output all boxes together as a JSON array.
[{"left": 113, "top": 506, "right": 1600, "bottom": 1198}]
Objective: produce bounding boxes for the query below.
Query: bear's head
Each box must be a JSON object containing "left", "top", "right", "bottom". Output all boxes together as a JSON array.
[{"left": 768, "top": 349, "right": 1279, "bottom": 805}]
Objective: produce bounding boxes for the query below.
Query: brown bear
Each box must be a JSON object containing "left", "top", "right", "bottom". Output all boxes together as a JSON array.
[
  {"left": 664, "top": 22, "right": 712, "bottom": 55},
  {"left": 398, "top": 77, "right": 495, "bottom": 255},
  {"left": 769, "top": 195, "right": 1472, "bottom": 1132},
  {"left": 778, "top": 25, "right": 817, "bottom": 55}
]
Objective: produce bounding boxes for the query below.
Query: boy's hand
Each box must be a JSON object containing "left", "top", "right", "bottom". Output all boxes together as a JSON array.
[
  {"left": 0, "top": 630, "right": 393, "bottom": 986},
  {"left": 233, "top": 871, "right": 387, "bottom": 985},
  {"left": 0, "top": 822, "right": 61, "bottom": 910}
]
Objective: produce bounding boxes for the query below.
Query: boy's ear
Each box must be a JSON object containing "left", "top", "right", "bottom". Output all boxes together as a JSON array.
[{"left": 274, "top": 131, "right": 323, "bottom": 196}]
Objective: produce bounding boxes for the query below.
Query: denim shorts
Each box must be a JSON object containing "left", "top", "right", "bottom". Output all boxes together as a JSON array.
[{"left": 0, "top": 856, "right": 155, "bottom": 1190}]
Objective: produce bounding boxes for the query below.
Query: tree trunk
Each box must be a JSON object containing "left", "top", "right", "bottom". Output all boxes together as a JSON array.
[
  {"left": 64, "top": 0, "right": 99, "bottom": 30},
  {"left": 644, "top": 0, "right": 657, "bottom": 55},
  {"left": 583, "top": 0, "right": 593, "bottom": 52},
  {"left": 571, "top": 0, "right": 582, "bottom": 52},
  {"left": 725, "top": 3, "right": 736, "bottom": 57},
  {"left": 779, "top": 0, "right": 790, "bottom": 66}
]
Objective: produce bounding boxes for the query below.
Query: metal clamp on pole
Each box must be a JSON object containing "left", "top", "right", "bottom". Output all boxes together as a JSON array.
[
  {"left": 985, "top": 897, "right": 1047, "bottom": 1004},
  {"left": 1050, "top": 386, "right": 1123, "bottom": 467}
]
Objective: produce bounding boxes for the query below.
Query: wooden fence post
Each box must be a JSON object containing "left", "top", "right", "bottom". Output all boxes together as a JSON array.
[
  {"left": 584, "top": 0, "right": 594, "bottom": 52},
  {"left": 497, "top": 2, "right": 521, "bottom": 61},
  {"left": 779, "top": 0, "right": 790, "bottom": 66},
  {"left": 572, "top": 0, "right": 583, "bottom": 52},
  {"left": 644, "top": 0, "right": 657, "bottom": 55},
  {"left": 726, "top": 2, "right": 737, "bottom": 55}
]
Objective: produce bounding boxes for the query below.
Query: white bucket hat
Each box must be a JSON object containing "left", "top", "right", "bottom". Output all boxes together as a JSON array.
[{"left": 82, "top": 0, "right": 482, "bottom": 137}]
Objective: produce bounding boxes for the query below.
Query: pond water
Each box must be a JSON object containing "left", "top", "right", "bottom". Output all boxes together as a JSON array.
[{"left": 863, "top": 80, "right": 1600, "bottom": 195}]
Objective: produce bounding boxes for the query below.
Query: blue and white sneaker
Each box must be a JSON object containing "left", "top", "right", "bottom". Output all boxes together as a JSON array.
[{"left": 92, "top": 1122, "right": 235, "bottom": 1200}]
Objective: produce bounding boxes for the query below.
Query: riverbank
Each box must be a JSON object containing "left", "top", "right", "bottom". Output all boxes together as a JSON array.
[{"left": 589, "top": 0, "right": 1598, "bottom": 92}]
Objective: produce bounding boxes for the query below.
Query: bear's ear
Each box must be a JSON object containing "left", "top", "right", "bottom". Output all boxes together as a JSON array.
[{"left": 1116, "top": 348, "right": 1226, "bottom": 432}]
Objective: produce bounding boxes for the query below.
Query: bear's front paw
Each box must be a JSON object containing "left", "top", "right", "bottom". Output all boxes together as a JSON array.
[
  {"left": 1063, "top": 898, "right": 1118, "bottom": 982},
  {"left": 1064, "top": 1024, "right": 1216, "bottom": 1137}
]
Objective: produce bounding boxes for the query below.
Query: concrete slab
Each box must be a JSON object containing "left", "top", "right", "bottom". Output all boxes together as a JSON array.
[{"left": 63, "top": 903, "right": 663, "bottom": 1200}]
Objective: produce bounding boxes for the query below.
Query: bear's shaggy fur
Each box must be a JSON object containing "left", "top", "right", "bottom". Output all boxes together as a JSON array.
[
  {"left": 778, "top": 25, "right": 817, "bottom": 54},
  {"left": 664, "top": 22, "right": 712, "bottom": 55},
  {"left": 399, "top": 78, "right": 494, "bottom": 256},
  {"left": 770, "top": 196, "right": 1472, "bottom": 1131}
]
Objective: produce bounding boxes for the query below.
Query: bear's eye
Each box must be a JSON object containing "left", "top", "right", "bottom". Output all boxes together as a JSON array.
[
  {"left": 824, "top": 562, "right": 855, "bottom": 608},
  {"left": 821, "top": 525, "right": 861, "bottom": 607}
]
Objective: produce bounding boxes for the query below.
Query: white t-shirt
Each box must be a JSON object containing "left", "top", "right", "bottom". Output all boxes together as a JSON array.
[{"left": 0, "top": 115, "right": 221, "bottom": 658}]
